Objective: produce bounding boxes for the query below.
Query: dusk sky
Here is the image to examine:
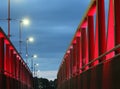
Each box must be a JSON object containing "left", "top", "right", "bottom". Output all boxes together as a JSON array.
[{"left": 0, "top": 0, "right": 91, "bottom": 80}]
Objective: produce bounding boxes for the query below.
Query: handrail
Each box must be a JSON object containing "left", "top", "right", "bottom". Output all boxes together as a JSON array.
[
  {"left": 80, "top": 44, "right": 120, "bottom": 71},
  {"left": 58, "top": 0, "right": 96, "bottom": 71},
  {"left": 0, "top": 27, "right": 33, "bottom": 87},
  {"left": 0, "top": 27, "right": 32, "bottom": 74}
]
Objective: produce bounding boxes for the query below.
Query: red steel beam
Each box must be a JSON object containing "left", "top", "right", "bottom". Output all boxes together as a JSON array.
[
  {"left": 0, "top": 37, "right": 4, "bottom": 73},
  {"left": 5, "top": 44, "right": 10, "bottom": 76},
  {"left": 97, "top": 0, "right": 107, "bottom": 61},
  {"left": 69, "top": 47, "right": 72, "bottom": 77},
  {"left": 94, "top": 11, "right": 99, "bottom": 65},
  {"left": 106, "top": 0, "right": 115, "bottom": 59},
  {"left": 81, "top": 28, "right": 88, "bottom": 70},
  {"left": 76, "top": 34, "right": 81, "bottom": 74},
  {"left": 114, "top": 0, "right": 120, "bottom": 54},
  {"left": 72, "top": 40, "right": 77, "bottom": 76},
  {"left": 88, "top": 15, "right": 95, "bottom": 66}
]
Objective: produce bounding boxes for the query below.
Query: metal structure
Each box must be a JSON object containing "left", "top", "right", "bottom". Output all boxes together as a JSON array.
[
  {"left": 57, "top": 0, "right": 120, "bottom": 89},
  {"left": 0, "top": 27, "right": 33, "bottom": 89},
  {"left": 8, "top": 0, "right": 11, "bottom": 38}
]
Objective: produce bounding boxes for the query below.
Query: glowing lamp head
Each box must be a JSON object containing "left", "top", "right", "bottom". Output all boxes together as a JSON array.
[
  {"left": 22, "top": 18, "right": 30, "bottom": 25},
  {"left": 35, "top": 63, "right": 39, "bottom": 66},
  {"left": 28, "top": 37, "right": 34, "bottom": 42},
  {"left": 36, "top": 63, "right": 39, "bottom": 66},
  {"left": 33, "top": 54, "right": 37, "bottom": 58}
]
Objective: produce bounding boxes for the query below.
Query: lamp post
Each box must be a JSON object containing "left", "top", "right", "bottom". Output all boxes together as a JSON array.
[
  {"left": 34, "top": 63, "right": 39, "bottom": 77},
  {"left": 8, "top": 0, "right": 11, "bottom": 38},
  {"left": 19, "top": 19, "right": 30, "bottom": 54},
  {"left": 26, "top": 37, "right": 34, "bottom": 64},
  {"left": 31, "top": 54, "right": 37, "bottom": 74}
]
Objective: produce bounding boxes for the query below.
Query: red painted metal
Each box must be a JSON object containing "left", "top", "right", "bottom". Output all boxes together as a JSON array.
[
  {"left": 79, "top": 36, "right": 82, "bottom": 73},
  {"left": 81, "top": 28, "right": 88, "bottom": 70},
  {"left": 94, "top": 12, "right": 99, "bottom": 65},
  {"left": 70, "top": 46, "right": 73, "bottom": 77},
  {"left": 5, "top": 44, "right": 10, "bottom": 76},
  {"left": 0, "top": 28, "right": 33, "bottom": 89},
  {"left": 10, "top": 49, "right": 13, "bottom": 77},
  {"left": 57, "top": 1, "right": 120, "bottom": 89},
  {"left": 0, "top": 37, "right": 4, "bottom": 73},
  {"left": 72, "top": 40, "right": 77, "bottom": 76},
  {"left": 114, "top": 0, "right": 120, "bottom": 54},
  {"left": 88, "top": 16, "right": 95, "bottom": 66},
  {"left": 106, "top": 0, "right": 115, "bottom": 59},
  {"left": 0, "top": 37, "right": 5, "bottom": 89},
  {"left": 97, "top": 0, "right": 107, "bottom": 61},
  {"left": 76, "top": 35, "right": 80, "bottom": 74}
]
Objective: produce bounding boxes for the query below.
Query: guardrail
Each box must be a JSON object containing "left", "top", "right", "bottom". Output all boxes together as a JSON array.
[
  {"left": 57, "top": 0, "right": 120, "bottom": 89},
  {"left": 0, "top": 27, "right": 33, "bottom": 89}
]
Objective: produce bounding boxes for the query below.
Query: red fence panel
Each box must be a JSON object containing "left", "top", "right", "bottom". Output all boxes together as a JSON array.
[
  {"left": 0, "top": 27, "right": 33, "bottom": 89},
  {"left": 57, "top": 0, "right": 120, "bottom": 89}
]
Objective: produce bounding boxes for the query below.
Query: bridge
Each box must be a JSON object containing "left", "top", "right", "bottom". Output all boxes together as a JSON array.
[
  {"left": 0, "top": 27, "right": 33, "bottom": 89},
  {"left": 57, "top": 0, "right": 120, "bottom": 89},
  {"left": 0, "top": 0, "right": 120, "bottom": 89}
]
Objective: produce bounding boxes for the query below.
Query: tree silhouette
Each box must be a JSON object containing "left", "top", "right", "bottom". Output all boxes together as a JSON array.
[{"left": 33, "top": 77, "right": 57, "bottom": 89}]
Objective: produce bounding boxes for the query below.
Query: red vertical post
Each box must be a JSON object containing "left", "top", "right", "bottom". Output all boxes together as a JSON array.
[
  {"left": 5, "top": 43, "right": 11, "bottom": 89},
  {"left": 20, "top": 61, "right": 22, "bottom": 88},
  {"left": 61, "top": 63, "right": 63, "bottom": 83},
  {"left": 65, "top": 55, "right": 68, "bottom": 80},
  {"left": 63, "top": 61, "right": 65, "bottom": 81},
  {"left": 59, "top": 69, "right": 61, "bottom": 85},
  {"left": 81, "top": 28, "right": 88, "bottom": 70},
  {"left": 70, "top": 46, "right": 73, "bottom": 77},
  {"left": 22, "top": 64, "right": 24, "bottom": 84},
  {"left": 10, "top": 49, "right": 13, "bottom": 77},
  {"left": 79, "top": 35, "right": 82, "bottom": 73},
  {"left": 5, "top": 44, "right": 10, "bottom": 76},
  {"left": 67, "top": 51, "right": 71, "bottom": 79},
  {"left": 106, "top": 0, "right": 114, "bottom": 59},
  {"left": 76, "top": 32, "right": 81, "bottom": 74},
  {"left": 60, "top": 67, "right": 62, "bottom": 84},
  {"left": 88, "top": 16, "right": 95, "bottom": 66},
  {"left": 0, "top": 37, "right": 4, "bottom": 73},
  {"left": 64, "top": 61, "right": 66, "bottom": 81},
  {"left": 60, "top": 67, "right": 61, "bottom": 84},
  {"left": 16, "top": 57, "right": 19, "bottom": 80},
  {"left": 94, "top": 12, "right": 99, "bottom": 65},
  {"left": 62, "top": 62, "right": 64, "bottom": 82},
  {"left": 66, "top": 52, "right": 69, "bottom": 80},
  {"left": 114, "top": 0, "right": 120, "bottom": 54},
  {"left": 25, "top": 68, "right": 27, "bottom": 86},
  {"left": 0, "top": 37, "right": 5, "bottom": 89},
  {"left": 18, "top": 60, "right": 21, "bottom": 80},
  {"left": 67, "top": 52, "right": 70, "bottom": 79},
  {"left": 72, "top": 40, "right": 77, "bottom": 76},
  {"left": 61, "top": 65, "right": 63, "bottom": 83},
  {"left": 13, "top": 53, "right": 16, "bottom": 78},
  {"left": 21, "top": 62, "right": 23, "bottom": 89},
  {"left": 97, "top": 0, "right": 106, "bottom": 61},
  {"left": 95, "top": 13, "right": 98, "bottom": 58},
  {"left": 18, "top": 58, "right": 20, "bottom": 81}
]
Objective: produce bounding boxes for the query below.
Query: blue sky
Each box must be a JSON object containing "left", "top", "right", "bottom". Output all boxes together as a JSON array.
[{"left": 0, "top": 0, "right": 91, "bottom": 80}]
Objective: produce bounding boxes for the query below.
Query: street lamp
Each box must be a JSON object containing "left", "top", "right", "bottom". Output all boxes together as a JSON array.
[
  {"left": 31, "top": 54, "right": 37, "bottom": 74},
  {"left": 22, "top": 18, "right": 30, "bottom": 25},
  {"left": 26, "top": 37, "right": 34, "bottom": 64},
  {"left": 8, "top": 0, "right": 11, "bottom": 38},
  {"left": 19, "top": 18, "right": 30, "bottom": 54},
  {"left": 34, "top": 63, "right": 39, "bottom": 77}
]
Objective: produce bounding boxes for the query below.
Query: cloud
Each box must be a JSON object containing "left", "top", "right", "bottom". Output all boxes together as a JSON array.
[
  {"left": 36, "top": 70, "right": 57, "bottom": 80},
  {"left": 0, "top": 0, "right": 91, "bottom": 78}
]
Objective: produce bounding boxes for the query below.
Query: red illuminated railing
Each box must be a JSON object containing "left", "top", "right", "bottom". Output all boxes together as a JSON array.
[
  {"left": 57, "top": 0, "right": 120, "bottom": 89},
  {"left": 0, "top": 27, "right": 33, "bottom": 89}
]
